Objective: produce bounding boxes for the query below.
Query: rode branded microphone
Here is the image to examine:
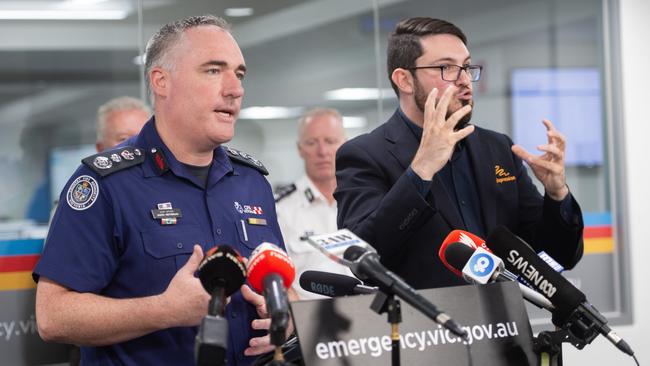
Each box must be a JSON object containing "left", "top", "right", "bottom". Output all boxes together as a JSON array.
[
  {"left": 195, "top": 245, "right": 247, "bottom": 366},
  {"left": 440, "top": 241, "right": 554, "bottom": 311},
  {"left": 299, "top": 270, "right": 377, "bottom": 297},
  {"left": 487, "top": 226, "right": 635, "bottom": 357},
  {"left": 247, "top": 243, "right": 296, "bottom": 347},
  {"left": 439, "top": 229, "right": 491, "bottom": 276},
  {"left": 343, "top": 245, "right": 468, "bottom": 339}
]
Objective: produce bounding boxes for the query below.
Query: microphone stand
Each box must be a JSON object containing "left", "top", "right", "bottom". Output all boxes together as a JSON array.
[
  {"left": 370, "top": 291, "right": 402, "bottom": 366},
  {"left": 532, "top": 307, "right": 601, "bottom": 366}
]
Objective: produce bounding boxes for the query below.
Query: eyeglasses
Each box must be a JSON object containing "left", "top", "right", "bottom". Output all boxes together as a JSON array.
[{"left": 408, "top": 64, "right": 483, "bottom": 82}]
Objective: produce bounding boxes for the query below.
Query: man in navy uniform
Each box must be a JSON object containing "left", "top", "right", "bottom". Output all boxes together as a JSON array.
[
  {"left": 335, "top": 17, "right": 584, "bottom": 290},
  {"left": 34, "top": 15, "right": 282, "bottom": 365}
]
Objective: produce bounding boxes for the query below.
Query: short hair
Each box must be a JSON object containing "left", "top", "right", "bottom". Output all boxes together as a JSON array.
[
  {"left": 297, "top": 108, "right": 343, "bottom": 141},
  {"left": 96, "top": 96, "right": 152, "bottom": 143},
  {"left": 387, "top": 17, "right": 467, "bottom": 96},
  {"left": 144, "top": 14, "right": 231, "bottom": 102}
]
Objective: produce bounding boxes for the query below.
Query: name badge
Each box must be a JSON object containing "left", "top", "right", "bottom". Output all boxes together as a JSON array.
[{"left": 151, "top": 208, "right": 183, "bottom": 219}]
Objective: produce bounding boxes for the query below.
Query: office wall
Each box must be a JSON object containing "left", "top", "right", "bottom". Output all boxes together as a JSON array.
[{"left": 564, "top": 0, "right": 650, "bottom": 363}]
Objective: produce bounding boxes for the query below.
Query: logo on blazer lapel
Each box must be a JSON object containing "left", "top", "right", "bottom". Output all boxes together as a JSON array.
[{"left": 495, "top": 165, "right": 516, "bottom": 184}]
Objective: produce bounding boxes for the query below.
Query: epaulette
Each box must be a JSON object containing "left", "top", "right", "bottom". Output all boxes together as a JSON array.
[
  {"left": 81, "top": 146, "right": 145, "bottom": 177},
  {"left": 224, "top": 146, "right": 268, "bottom": 175},
  {"left": 274, "top": 183, "right": 297, "bottom": 203}
]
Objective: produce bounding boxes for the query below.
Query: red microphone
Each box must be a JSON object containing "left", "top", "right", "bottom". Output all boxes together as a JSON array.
[
  {"left": 247, "top": 243, "right": 295, "bottom": 292},
  {"left": 439, "top": 230, "right": 490, "bottom": 276},
  {"left": 247, "top": 243, "right": 295, "bottom": 347}
]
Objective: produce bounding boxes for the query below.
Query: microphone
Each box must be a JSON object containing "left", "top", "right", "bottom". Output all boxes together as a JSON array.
[
  {"left": 487, "top": 226, "right": 635, "bottom": 357},
  {"left": 299, "top": 270, "right": 377, "bottom": 297},
  {"left": 439, "top": 229, "right": 491, "bottom": 276},
  {"left": 440, "top": 241, "right": 555, "bottom": 311},
  {"left": 247, "top": 243, "right": 296, "bottom": 347},
  {"left": 195, "top": 245, "right": 247, "bottom": 366},
  {"left": 343, "top": 245, "right": 468, "bottom": 339},
  {"left": 303, "top": 229, "right": 375, "bottom": 267}
]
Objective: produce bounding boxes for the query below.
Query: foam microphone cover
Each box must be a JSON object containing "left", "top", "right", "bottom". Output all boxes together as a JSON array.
[
  {"left": 299, "top": 270, "right": 363, "bottom": 297},
  {"left": 247, "top": 243, "right": 296, "bottom": 293},
  {"left": 487, "top": 226, "right": 586, "bottom": 324},
  {"left": 440, "top": 242, "right": 476, "bottom": 274},
  {"left": 343, "top": 245, "right": 367, "bottom": 262},
  {"left": 439, "top": 230, "right": 489, "bottom": 276},
  {"left": 197, "top": 245, "right": 247, "bottom": 297}
]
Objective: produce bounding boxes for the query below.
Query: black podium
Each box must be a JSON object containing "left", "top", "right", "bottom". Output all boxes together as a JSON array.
[{"left": 290, "top": 282, "right": 540, "bottom": 366}]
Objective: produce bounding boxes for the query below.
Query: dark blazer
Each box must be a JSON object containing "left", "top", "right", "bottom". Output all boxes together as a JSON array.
[{"left": 334, "top": 111, "right": 584, "bottom": 289}]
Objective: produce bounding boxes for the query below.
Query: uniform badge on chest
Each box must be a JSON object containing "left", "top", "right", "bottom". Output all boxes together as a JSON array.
[
  {"left": 151, "top": 202, "right": 182, "bottom": 225},
  {"left": 233, "top": 201, "right": 263, "bottom": 215}
]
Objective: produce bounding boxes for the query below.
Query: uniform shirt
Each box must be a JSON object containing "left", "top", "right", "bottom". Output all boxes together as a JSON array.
[
  {"left": 33, "top": 118, "right": 283, "bottom": 366},
  {"left": 275, "top": 175, "right": 353, "bottom": 300}
]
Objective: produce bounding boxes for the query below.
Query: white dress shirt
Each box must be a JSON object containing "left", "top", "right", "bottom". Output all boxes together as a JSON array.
[{"left": 275, "top": 175, "right": 354, "bottom": 299}]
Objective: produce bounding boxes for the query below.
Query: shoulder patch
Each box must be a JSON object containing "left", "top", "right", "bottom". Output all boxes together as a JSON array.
[
  {"left": 224, "top": 146, "right": 269, "bottom": 175},
  {"left": 81, "top": 146, "right": 145, "bottom": 177},
  {"left": 66, "top": 175, "right": 99, "bottom": 210},
  {"left": 274, "top": 183, "right": 297, "bottom": 203}
]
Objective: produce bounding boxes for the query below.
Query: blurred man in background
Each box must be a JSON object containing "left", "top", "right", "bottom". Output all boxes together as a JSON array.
[
  {"left": 275, "top": 108, "right": 353, "bottom": 299},
  {"left": 95, "top": 96, "right": 151, "bottom": 152}
]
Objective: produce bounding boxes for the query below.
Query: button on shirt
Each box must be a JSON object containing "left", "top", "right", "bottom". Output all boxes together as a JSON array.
[
  {"left": 275, "top": 175, "right": 353, "bottom": 300},
  {"left": 34, "top": 118, "right": 283, "bottom": 366}
]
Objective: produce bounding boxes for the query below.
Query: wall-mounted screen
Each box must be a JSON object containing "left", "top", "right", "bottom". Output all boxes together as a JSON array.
[{"left": 511, "top": 68, "right": 603, "bottom": 166}]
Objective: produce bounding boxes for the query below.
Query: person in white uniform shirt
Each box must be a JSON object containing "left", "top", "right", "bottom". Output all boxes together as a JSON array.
[{"left": 275, "top": 108, "right": 354, "bottom": 299}]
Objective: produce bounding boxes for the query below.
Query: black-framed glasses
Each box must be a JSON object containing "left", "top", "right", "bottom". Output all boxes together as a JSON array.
[{"left": 408, "top": 64, "right": 483, "bottom": 82}]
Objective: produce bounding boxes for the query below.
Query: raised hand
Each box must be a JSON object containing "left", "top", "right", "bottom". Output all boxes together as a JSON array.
[
  {"left": 511, "top": 119, "right": 569, "bottom": 201},
  {"left": 411, "top": 86, "right": 475, "bottom": 180}
]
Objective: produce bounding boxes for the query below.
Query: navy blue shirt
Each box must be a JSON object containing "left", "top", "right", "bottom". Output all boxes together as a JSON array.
[{"left": 34, "top": 118, "right": 283, "bottom": 365}]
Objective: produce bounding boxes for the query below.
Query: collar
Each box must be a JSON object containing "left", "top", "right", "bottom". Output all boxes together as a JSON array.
[
  {"left": 136, "top": 117, "right": 235, "bottom": 186},
  {"left": 295, "top": 175, "right": 327, "bottom": 205}
]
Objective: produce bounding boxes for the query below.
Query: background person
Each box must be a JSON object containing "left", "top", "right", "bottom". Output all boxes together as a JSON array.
[
  {"left": 275, "top": 108, "right": 353, "bottom": 299},
  {"left": 95, "top": 96, "right": 151, "bottom": 152}
]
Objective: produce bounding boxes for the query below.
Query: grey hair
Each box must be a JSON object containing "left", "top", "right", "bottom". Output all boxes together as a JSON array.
[
  {"left": 96, "top": 96, "right": 152, "bottom": 142},
  {"left": 144, "top": 14, "right": 231, "bottom": 102},
  {"left": 297, "top": 108, "right": 343, "bottom": 141}
]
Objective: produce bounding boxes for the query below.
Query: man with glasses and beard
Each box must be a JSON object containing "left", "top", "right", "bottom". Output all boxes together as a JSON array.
[{"left": 334, "top": 17, "right": 584, "bottom": 289}]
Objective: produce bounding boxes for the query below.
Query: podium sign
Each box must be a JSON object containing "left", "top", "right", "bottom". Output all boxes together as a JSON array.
[{"left": 291, "top": 282, "right": 538, "bottom": 366}]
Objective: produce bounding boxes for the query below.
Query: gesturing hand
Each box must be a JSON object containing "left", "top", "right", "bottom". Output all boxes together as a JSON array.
[
  {"left": 411, "top": 86, "right": 475, "bottom": 180},
  {"left": 511, "top": 119, "right": 569, "bottom": 201}
]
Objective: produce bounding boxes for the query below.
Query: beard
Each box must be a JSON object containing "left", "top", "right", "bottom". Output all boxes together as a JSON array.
[{"left": 414, "top": 78, "right": 473, "bottom": 131}]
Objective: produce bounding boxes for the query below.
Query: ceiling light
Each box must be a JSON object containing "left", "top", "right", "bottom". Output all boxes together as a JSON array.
[
  {"left": 342, "top": 116, "right": 368, "bottom": 129},
  {"left": 239, "top": 106, "right": 303, "bottom": 120},
  {"left": 132, "top": 54, "right": 145, "bottom": 66},
  {"left": 225, "top": 7, "right": 254, "bottom": 17},
  {"left": 324, "top": 88, "right": 395, "bottom": 101},
  {"left": 0, "top": 9, "right": 129, "bottom": 20}
]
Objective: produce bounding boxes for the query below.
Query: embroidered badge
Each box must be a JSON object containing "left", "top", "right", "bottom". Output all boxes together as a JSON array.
[
  {"left": 495, "top": 165, "right": 516, "bottom": 184},
  {"left": 66, "top": 175, "right": 99, "bottom": 210},
  {"left": 243, "top": 205, "right": 263, "bottom": 215},
  {"left": 234, "top": 201, "right": 263, "bottom": 215}
]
